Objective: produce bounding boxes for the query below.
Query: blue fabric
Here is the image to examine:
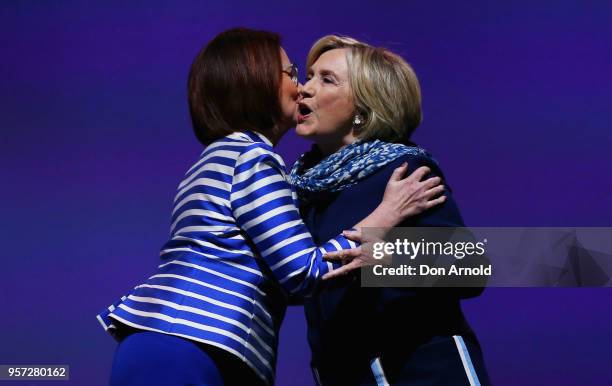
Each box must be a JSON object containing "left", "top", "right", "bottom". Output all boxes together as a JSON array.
[
  {"left": 110, "top": 331, "right": 223, "bottom": 386},
  {"left": 289, "top": 140, "right": 435, "bottom": 195}
]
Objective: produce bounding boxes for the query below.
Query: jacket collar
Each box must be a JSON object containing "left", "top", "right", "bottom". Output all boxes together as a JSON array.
[{"left": 227, "top": 130, "right": 273, "bottom": 147}]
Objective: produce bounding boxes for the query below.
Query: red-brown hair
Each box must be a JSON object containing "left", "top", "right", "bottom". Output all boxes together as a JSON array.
[{"left": 188, "top": 28, "right": 283, "bottom": 145}]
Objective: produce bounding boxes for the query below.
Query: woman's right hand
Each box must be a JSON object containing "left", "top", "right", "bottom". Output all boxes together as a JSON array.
[
  {"left": 379, "top": 162, "right": 446, "bottom": 224},
  {"left": 322, "top": 229, "right": 388, "bottom": 279}
]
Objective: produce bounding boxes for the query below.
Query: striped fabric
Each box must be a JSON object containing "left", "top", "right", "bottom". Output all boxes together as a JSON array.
[{"left": 97, "top": 131, "right": 357, "bottom": 385}]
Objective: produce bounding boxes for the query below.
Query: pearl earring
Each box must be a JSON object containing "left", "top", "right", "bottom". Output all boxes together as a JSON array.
[{"left": 353, "top": 114, "right": 364, "bottom": 126}]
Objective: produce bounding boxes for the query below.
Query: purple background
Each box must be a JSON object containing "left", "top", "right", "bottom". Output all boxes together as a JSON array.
[{"left": 2, "top": 1, "right": 611, "bottom": 385}]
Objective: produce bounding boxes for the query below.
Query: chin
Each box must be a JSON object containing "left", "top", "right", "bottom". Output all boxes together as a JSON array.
[{"left": 295, "top": 123, "right": 315, "bottom": 138}]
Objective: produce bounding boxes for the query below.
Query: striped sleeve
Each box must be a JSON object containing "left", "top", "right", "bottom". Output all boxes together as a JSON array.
[{"left": 230, "top": 144, "right": 357, "bottom": 295}]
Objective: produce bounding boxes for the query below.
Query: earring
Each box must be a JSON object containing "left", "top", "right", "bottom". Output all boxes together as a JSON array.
[{"left": 353, "top": 114, "right": 364, "bottom": 126}]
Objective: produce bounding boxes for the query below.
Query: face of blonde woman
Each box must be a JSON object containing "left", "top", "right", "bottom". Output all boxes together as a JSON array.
[{"left": 296, "top": 48, "right": 356, "bottom": 154}]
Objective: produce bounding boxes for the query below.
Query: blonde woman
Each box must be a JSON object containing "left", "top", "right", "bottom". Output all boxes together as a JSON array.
[{"left": 290, "top": 35, "right": 491, "bottom": 386}]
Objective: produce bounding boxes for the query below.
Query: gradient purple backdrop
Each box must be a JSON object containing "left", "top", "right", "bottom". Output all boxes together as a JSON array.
[{"left": 2, "top": 1, "right": 611, "bottom": 385}]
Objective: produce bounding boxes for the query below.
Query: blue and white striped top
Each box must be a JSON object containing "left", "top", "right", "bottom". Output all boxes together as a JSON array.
[{"left": 97, "top": 131, "right": 356, "bottom": 385}]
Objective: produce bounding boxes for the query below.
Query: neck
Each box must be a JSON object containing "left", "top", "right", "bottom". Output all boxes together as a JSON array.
[{"left": 316, "top": 131, "right": 357, "bottom": 157}]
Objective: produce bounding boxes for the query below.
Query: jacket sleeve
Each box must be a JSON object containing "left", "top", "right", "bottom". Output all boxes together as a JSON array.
[{"left": 230, "top": 144, "right": 357, "bottom": 296}]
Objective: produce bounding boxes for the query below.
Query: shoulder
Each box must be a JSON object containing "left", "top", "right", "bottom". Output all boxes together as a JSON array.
[
  {"left": 230, "top": 141, "right": 289, "bottom": 191},
  {"left": 234, "top": 142, "right": 285, "bottom": 170},
  {"left": 378, "top": 145, "right": 445, "bottom": 180}
]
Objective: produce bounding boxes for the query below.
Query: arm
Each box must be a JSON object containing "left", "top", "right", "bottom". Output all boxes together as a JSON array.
[
  {"left": 230, "top": 144, "right": 356, "bottom": 296},
  {"left": 231, "top": 145, "right": 445, "bottom": 292}
]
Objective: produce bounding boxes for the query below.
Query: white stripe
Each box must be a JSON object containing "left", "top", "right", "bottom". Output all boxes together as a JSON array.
[
  {"left": 149, "top": 273, "right": 271, "bottom": 320},
  {"left": 116, "top": 304, "right": 271, "bottom": 369},
  {"left": 185, "top": 144, "right": 245, "bottom": 175},
  {"left": 291, "top": 190, "right": 298, "bottom": 205},
  {"left": 312, "top": 366, "right": 323, "bottom": 386},
  {"left": 174, "top": 177, "right": 232, "bottom": 203},
  {"left": 234, "top": 146, "right": 275, "bottom": 168},
  {"left": 224, "top": 131, "right": 252, "bottom": 143},
  {"left": 232, "top": 162, "right": 274, "bottom": 184},
  {"left": 252, "top": 219, "right": 303, "bottom": 244},
  {"left": 279, "top": 265, "right": 307, "bottom": 286},
  {"left": 172, "top": 193, "right": 230, "bottom": 216},
  {"left": 170, "top": 235, "right": 254, "bottom": 257},
  {"left": 174, "top": 225, "right": 238, "bottom": 235},
  {"left": 134, "top": 284, "right": 253, "bottom": 318},
  {"left": 106, "top": 313, "right": 270, "bottom": 382},
  {"left": 252, "top": 315, "right": 275, "bottom": 337},
  {"left": 231, "top": 174, "right": 287, "bottom": 202},
  {"left": 370, "top": 357, "right": 390, "bottom": 386},
  {"left": 453, "top": 335, "right": 481, "bottom": 386},
  {"left": 150, "top": 273, "right": 254, "bottom": 302},
  {"left": 157, "top": 259, "right": 267, "bottom": 298},
  {"left": 96, "top": 314, "right": 110, "bottom": 330},
  {"left": 249, "top": 131, "right": 274, "bottom": 147},
  {"left": 271, "top": 152, "right": 286, "bottom": 168},
  {"left": 126, "top": 295, "right": 273, "bottom": 355},
  {"left": 249, "top": 327, "right": 275, "bottom": 355},
  {"left": 170, "top": 209, "right": 233, "bottom": 232},
  {"left": 329, "top": 238, "right": 342, "bottom": 252},
  {"left": 158, "top": 249, "right": 262, "bottom": 277},
  {"left": 233, "top": 188, "right": 293, "bottom": 219},
  {"left": 179, "top": 160, "right": 234, "bottom": 189},
  {"left": 240, "top": 204, "right": 298, "bottom": 231},
  {"left": 291, "top": 247, "right": 319, "bottom": 294},
  {"left": 279, "top": 245, "right": 324, "bottom": 287},
  {"left": 269, "top": 245, "right": 315, "bottom": 271},
  {"left": 261, "top": 232, "right": 311, "bottom": 258}
]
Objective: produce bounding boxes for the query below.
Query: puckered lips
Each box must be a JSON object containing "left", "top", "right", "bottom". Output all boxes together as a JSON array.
[{"left": 297, "top": 102, "right": 312, "bottom": 124}]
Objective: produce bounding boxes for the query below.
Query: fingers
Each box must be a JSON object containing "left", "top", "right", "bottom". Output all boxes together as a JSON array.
[
  {"left": 322, "top": 260, "right": 359, "bottom": 280},
  {"left": 424, "top": 184, "right": 445, "bottom": 198},
  {"left": 341, "top": 229, "right": 362, "bottom": 243},
  {"left": 421, "top": 176, "right": 442, "bottom": 190},
  {"left": 323, "top": 247, "right": 360, "bottom": 262},
  {"left": 425, "top": 195, "right": 447, "bottom": 209},
  {"left": 388, "top": 162, "right": 409, "bottom": 182},
  {"left": 406, "top": 166, "right": 431, "bottom": 183}
]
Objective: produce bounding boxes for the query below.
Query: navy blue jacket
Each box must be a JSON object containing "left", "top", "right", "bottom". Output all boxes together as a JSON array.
[{"left": 299, "top": 151, "right": 490, "bottom": 386}]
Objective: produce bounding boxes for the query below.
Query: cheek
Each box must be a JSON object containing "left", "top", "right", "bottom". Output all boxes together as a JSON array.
[
  {"left": 319, "top": 93, "right": 353, "bottom": 126},
  {"left": 286, "top": 82, "right": 299, "bottom": 100}
]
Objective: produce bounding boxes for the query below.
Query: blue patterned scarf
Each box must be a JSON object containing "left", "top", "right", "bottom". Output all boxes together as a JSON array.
[{"left": 289, "top": 139, "right": 435, "bottom": 196}]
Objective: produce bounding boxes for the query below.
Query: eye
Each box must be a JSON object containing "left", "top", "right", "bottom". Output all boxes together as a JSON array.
[{"left": 322, "top": 76, "right": 334, "bottom": 84}]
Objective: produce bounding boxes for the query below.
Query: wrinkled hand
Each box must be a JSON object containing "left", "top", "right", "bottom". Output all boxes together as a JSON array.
[{"left": 380, "top": 162, "right": 446, "bottom": 222}]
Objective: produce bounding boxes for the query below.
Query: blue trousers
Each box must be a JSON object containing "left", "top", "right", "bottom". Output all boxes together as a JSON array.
[{"left": 110, "top": 331, "right": 261, "bottom": 386}]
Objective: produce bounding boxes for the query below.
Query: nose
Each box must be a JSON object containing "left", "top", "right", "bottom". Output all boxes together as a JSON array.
[{"left": 299, "top": 78, "right": 314, "bottom": 98}]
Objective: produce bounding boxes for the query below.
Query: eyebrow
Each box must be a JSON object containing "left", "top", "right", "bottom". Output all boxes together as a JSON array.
[{"left": 308, "top": 67, "right": 339, "bottom": 79}]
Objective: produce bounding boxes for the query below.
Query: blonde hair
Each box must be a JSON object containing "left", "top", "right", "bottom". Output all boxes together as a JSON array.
[{"left": 307, "top": 35, "right": 422, "bottom": 143}]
